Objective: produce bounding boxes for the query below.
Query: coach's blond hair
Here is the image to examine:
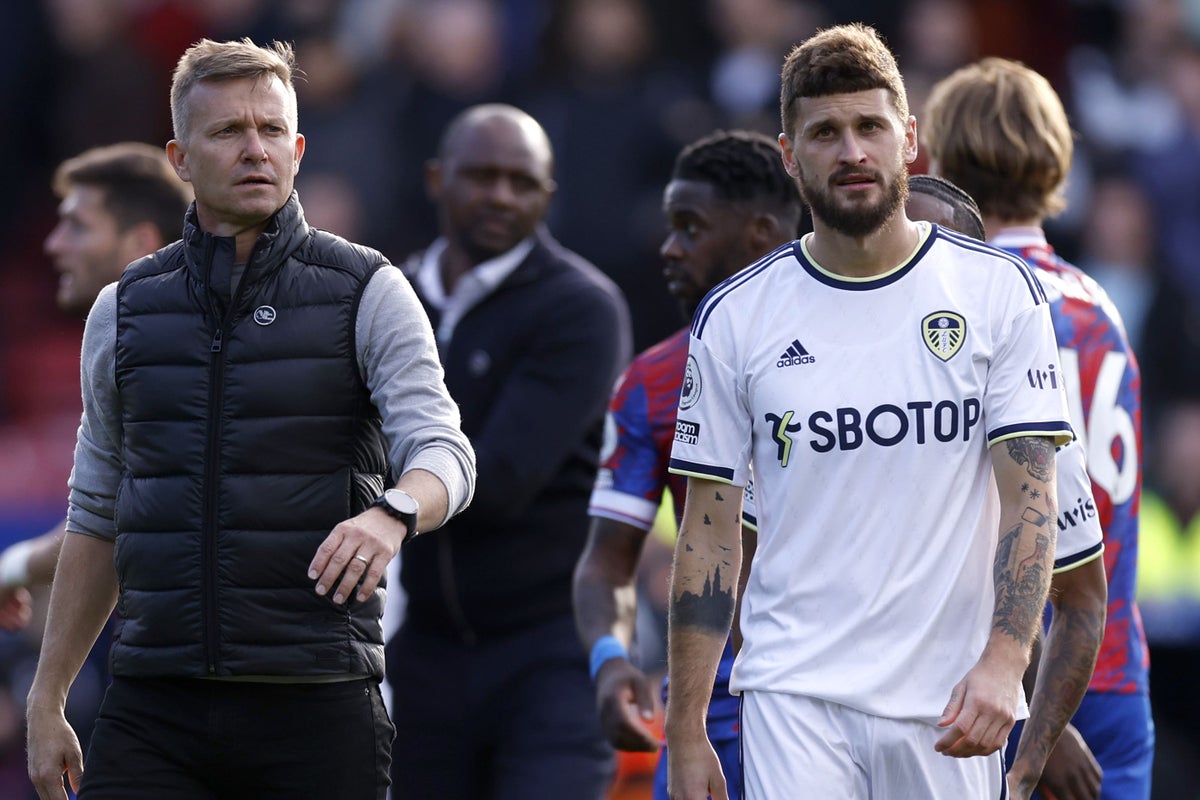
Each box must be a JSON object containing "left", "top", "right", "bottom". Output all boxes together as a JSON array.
[{"left": 170, "top": 38, "right": 298, "bottom": 141}]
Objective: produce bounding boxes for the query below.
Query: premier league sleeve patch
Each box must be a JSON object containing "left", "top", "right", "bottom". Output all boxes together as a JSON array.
[
  {"left": 679, "top": 354, "right": 702, "bottom": 410},
  {"left": 922, "top": 311, "right": 966, "bottom": 361}
]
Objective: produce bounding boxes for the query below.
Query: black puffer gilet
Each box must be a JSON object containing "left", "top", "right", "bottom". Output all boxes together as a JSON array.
[{"left": 112, "top": 195, "right": 388, "bottom": 679}]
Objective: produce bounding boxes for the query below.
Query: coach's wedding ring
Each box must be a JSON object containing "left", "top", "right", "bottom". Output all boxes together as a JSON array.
[{"left": 353, "top": 554, "right": 371, "bottom": 565}]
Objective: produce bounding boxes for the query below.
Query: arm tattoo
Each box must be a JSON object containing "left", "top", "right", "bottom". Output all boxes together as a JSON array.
[
  {"left": 992, "top": 520, "right": 1051, "bottom": 646},
  {"left": 1005, "top": 437, "right": 1054, "bottom": 482},
  {"left": 670, "top": 564, "right": 736, "bottom": 635},
  {"left": 1019, "top": 602, "right": 1106, "bottom": 768},
  {"left": 1021, "top": 507, "right": 1048, "bottom": 527}
]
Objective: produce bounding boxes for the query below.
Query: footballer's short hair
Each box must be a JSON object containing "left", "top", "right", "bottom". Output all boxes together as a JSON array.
[
  {"left": 53, "top": 142, "right": 192, "bottom": 244},
  {"left": 779, "top": 23, "right": 909, "bottom": 139},
  {"left": 673, "top": 129, "right": 804, "bottom": 233}
]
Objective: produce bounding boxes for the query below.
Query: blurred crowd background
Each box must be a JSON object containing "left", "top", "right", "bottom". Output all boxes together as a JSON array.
[{"left": 1, "top": 0, "right": 1199, "bottom": 797}]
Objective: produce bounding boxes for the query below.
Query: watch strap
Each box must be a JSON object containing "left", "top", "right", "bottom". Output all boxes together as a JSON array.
[{"left": 371, "top": 493, "right": 418, "bottom": 543}]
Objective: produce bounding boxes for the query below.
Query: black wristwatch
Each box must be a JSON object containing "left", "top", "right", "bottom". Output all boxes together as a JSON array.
[{"left": 371, "top": 488, "right": 419, "bottom": 543}]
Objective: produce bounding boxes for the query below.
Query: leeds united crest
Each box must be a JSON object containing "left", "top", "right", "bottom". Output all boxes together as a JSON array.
[{"left": 922, "top": 311, "right": 966, "bottom": 361}]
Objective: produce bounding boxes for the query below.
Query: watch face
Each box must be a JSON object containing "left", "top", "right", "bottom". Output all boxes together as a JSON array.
[{"left": 384, "top": 488, "right": 419, "bottom": 515}]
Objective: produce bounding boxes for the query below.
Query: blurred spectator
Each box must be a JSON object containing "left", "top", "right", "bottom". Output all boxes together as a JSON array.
[
  {"left": 898, "top": 0, "right": 977, "bottom": 77},
  {"left": 900, "top": 0, "right": 978, "bottom": 174},
  {"left": 970, "top": 0, "right": 1077, "bottom": 84},
  {"left": 43, "top": 0, "right": 169, "bottom": 165},
  {"left": 0, "top": 2, "right": 55, "bottom": 249},
  {"left": 642, "top": 0, "right": 720, "bottom": 68},
  {"left": 1135, "top": 36, "right": 1200, "bottom": 302},
  {"left": 125, "top": 1, "right": 207, "bottom": 78},
  {"left": 1140, "top": 403, "right": 1200, "bottom": 643},
  {"left": 1137, "top": 251, "right": 1200, "bottom": 455},
  {"left": 1138, "top": 401, "right": 1200, "bottom": 798},
  {"left": 1076, "top": 168, "right": 1159, "bottom": 355},
  {"left": 296, "top": 170, "right": 369, "bottom": 243},
  {"left": 194, "top": 0, "right": 277, "bottom": 40},
  {"left": 334, "top": 0, "right": 414, "bottom": 71},
  {"left": 1140, "top": 268, "right": 1200, "bottom": 430},
  {"left": 291, "top": 31, "right": 407, "bottom": 251},
  {"left": 1137, "top": 40, "right": 1200, "bottom": 417},
  {"left": 811, "top": 0, "right": 901, "bottom": 43},
  {"left": 384, "top": 0, "right": 516, "bottom": 259},
  {"left": 705, "top": 0, "right": 826, "bottom": 134},
  {"left": 525, "top": 0, "right": 686, "bottom": 351},
  {"left": 1066, "top": 0, "right": 1182, "bottom": 159}
]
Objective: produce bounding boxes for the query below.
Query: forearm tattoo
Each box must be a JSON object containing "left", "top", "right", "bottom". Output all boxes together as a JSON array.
[
  {"left": 992, "top": 515, "right": 1052, "bottom": 647},
  {"left": 1005, "top": 437, "right": 1054, "bottom": 482},
  {"left": 670, "top": 564, "right": 736, "bottom": 635},
  {"left": 671, "top": 489, "right": 737, "bottom": 635}
]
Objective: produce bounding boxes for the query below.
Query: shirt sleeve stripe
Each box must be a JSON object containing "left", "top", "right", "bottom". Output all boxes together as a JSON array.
[
  {"left": 667, "top": 458, "right": 737, "bottom": 483},
  {"left": 987, "top": 421, "right": 1074, "bottom": 447},
  {"left": 742, "top": 510, "right": 758, "bottom": 531},
  {"left": 1053, "top": 542, "right": 1104, "bottom": 573}
]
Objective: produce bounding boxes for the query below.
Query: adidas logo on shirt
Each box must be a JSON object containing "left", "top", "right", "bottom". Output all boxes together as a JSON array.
[{"left": 777, "top": 339, "right": 816, "bottom": 368}]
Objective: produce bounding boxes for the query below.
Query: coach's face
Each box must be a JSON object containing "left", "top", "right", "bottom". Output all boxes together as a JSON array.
[
  {"left": 427, "top": 114, "right": 555, "bottom": 263},
  {"left": 780, "top": 89, "right": 915, "bottom": 238},
  {"left": 167, "top": 76, "right": 304, "bottom": 238}
]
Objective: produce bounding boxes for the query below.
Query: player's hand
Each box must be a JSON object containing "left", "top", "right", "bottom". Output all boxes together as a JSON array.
[
  {"left": 935, "top": 655, "right": 1021, "bottom": 758},
  {"left": 26, "top": 704, "right": 83, "bottom": 800},
  {"left": 1036, "top": 723, "right": 1102, "bottom": 800},
  {"left": 308, "top": 508, "right": 405, "bottom": 605},
  {"left": 594, "top": 658, "right": 661, "bottom": 752},
  {"left": 667, "top": 732, "right": 728, "bottom": 800},
  {"left": 0, "top": 586, "right": 32, "bottom": 631}
]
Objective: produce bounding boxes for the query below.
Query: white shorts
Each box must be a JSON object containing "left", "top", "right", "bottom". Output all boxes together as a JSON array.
[{"left": 741, "top": 691, "right": 1008, "bottom": 800}]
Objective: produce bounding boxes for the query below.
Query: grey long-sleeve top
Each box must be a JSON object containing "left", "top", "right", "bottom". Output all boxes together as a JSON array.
[{"left": 66, "top": 266, "right": 476, "bottom": 540}]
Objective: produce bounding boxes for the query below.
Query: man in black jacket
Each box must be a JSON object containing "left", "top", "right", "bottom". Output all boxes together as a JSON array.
[
  {"left": 389, "top": 103, "right": 632, "bottom": 799},
  {"left": 26, "top": 38, "right": 475, "bottom": 800}
]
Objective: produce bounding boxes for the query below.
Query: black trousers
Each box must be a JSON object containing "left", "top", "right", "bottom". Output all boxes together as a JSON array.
[
  {"left": 80, "top": 676, "right": 393, "bottom": 799},
  {"left": 387, "top": 614, "right": 614, "bottom": 800}
]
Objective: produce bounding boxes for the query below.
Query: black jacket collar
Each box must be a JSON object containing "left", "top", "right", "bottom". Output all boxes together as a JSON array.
[{"left": 182, "top": 192, "right": 311, "bottom": 291}]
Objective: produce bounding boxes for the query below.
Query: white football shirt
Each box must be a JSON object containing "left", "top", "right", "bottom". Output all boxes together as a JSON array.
[
  {"left": 743, "top": 436, "right": 1103, "bottom": 570},
  {"left": 669, "top": 223, "right": 1074, "bottom": 721}
]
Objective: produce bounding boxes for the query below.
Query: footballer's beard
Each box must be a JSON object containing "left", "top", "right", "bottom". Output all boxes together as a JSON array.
[{"left": 800, "top": 161, "right": 909, "bottom": 239}]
